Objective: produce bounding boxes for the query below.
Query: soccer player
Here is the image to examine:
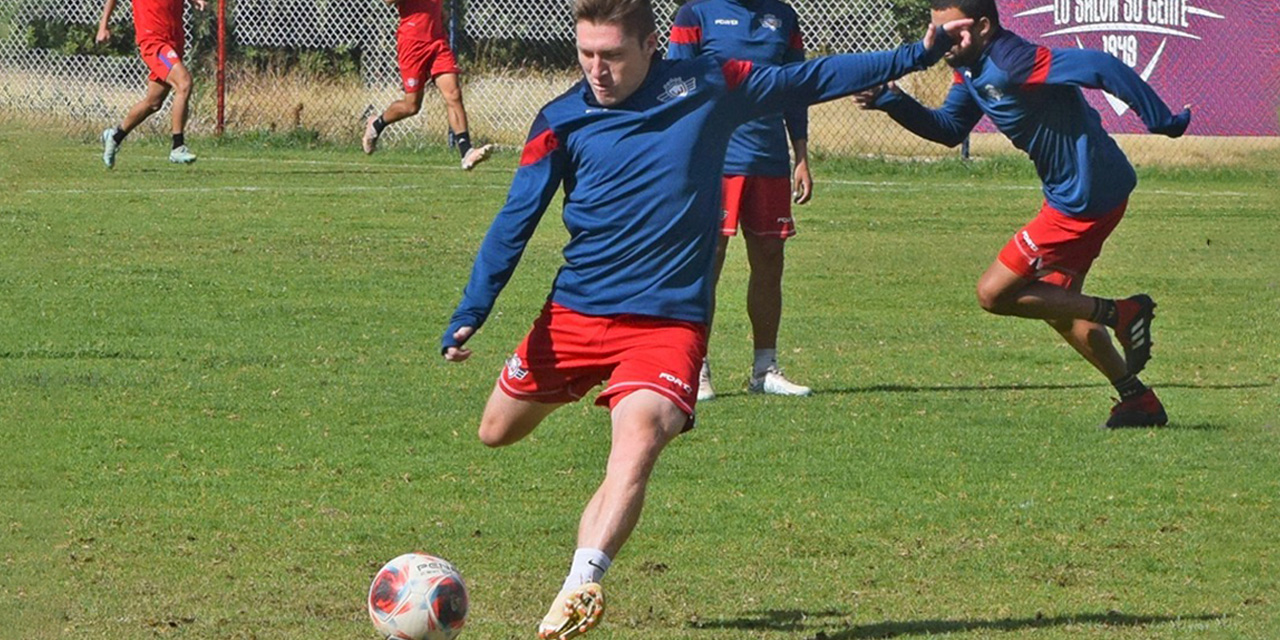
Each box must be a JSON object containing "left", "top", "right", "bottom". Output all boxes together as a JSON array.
[
  {"left": 440, "top": 0, "right": 970, "bottom": 636},
  {"left": 361, "top": 0, "right": 492, "bottom": 170},
  {"left": 667, "top": 0, "right": 813, "bottom": 400},
  {"left": 855, "top": 0, "right": 1191, "bottom": 428},
  {"left": 96, "top": 0, "right": 204, "bottom": 167}
]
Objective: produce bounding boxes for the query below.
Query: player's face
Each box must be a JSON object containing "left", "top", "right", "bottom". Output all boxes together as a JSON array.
[
  {"left": 930, "top": 8, "right": 989, "bottom": 68},
  {"left": 576, "top": 21, "right": 658, "bottom": 106}
]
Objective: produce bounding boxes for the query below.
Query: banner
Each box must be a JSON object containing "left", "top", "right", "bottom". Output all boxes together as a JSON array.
[{"left": 999, "top": 0, "right": 1280, "bottom": 136}]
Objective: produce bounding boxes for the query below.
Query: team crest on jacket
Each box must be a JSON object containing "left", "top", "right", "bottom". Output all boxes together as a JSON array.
[
  {"left": 658, "top": 77, "right": 697, "bottom": 102},
  {"left": 761, "top": 14, "right": 781, "bottom": 31},
  {"left": 983, "top": 84, "right": 1004, "bottom": 101}
]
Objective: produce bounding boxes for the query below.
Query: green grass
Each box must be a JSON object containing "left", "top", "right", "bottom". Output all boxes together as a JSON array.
[{"left": 1, "top": 126, "right": 1278, "bottom": 640}]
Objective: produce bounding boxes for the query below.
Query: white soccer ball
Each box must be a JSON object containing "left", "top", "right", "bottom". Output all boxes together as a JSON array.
[{"left": 368, "top": 552, "right": 469, "bottom": 640}]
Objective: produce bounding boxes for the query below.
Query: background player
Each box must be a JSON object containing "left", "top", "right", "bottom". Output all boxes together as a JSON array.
[
  {"left": 855, "top": 0, "right": 1190, "bottom": 428},
  {"left": 362, "top": 0, "right": 491, "bottom": 170},
  {"left": 97, "top": 0, "right": 203, "bottom": 167},
  {"left": 441, "top": 0, "right": 970, "bottom": 636},
  {"left": 667, "top": 0, "right": 814, "bottom": 400}
]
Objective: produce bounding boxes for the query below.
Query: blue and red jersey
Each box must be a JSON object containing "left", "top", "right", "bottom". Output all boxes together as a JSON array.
[
  {"left": 666, "top": 0, "right": 806, "bottom": 177},
  {"left": 870, "top": 29, "right": 1189, "bottom": 216},
  {"left": 396, "top": 0, "right": 447, "bottom": 43},
  {"left": 442, "top": 33, "right": 956, "bottom": 351}
]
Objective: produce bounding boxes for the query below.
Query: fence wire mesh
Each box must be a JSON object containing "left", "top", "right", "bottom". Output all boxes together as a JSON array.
[{"left": 1, "top": 0, "right": 1275, "bottom": 163}]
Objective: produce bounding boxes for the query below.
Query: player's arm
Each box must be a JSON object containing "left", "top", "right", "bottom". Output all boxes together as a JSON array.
[
  {"left": 856, "top": 77, "right": 983, "bottom": 148},
  {"left": 441, "top": 113, "right": 567, "bottom": 361},
  {"left": 1018, "top": 46, "right": 1191, "bottom": 136},
  {"left": 664, "top": 4, "right": 702, "bottom": 60},
  {"left": 726, "top": 20, "right": 970, "bottom": 122},
  {"left": 96, "top": 0, "right": 118, "bottom": 43},
  {"left": 782, "top": 18, "right": 812, "bottom": 204}
]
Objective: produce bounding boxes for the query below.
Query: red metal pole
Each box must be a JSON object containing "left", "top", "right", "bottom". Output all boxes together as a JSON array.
[{"left": 216, "top": 0, "right": 226, "bottom": 136}]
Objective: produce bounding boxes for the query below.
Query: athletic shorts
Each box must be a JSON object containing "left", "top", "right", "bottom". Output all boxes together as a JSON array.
[
  {"left": 397, "top": 37, "right": 461, "bottom": 93},
  {"left": 139, "top": 38, "right": 183, "bottom": 83},
  {"left": 721, "top": 175, "right": 795, "bottom": 238},
  {"left": 497, "top": 302, "right": 708, "bottom": 426},
  {"left": 997, "top": 199, "right": 1128, "bottom": 289}
]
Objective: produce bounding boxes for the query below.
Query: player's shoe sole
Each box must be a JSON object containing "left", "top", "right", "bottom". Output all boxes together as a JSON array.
[
  {"left": 362, "top": 116, "right": 379, "bottom": 154},
  {"left": 538, "top": 582, "right": 604, "bottom": 640},
  {"left": 102, "top": 128, "right": 119, "bottom": 169},
  {"left": 461, "top": 144, "right": 493, "bottom": 171},
  {"left": 1114, "top": 294, "right": 1156, "bottom": 376},
  {"left": 1103, "top": 389, "right": 1168, "bottom": 429}
]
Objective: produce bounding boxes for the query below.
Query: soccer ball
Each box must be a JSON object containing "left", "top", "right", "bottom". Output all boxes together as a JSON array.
[{"left": 368, "top": 552, "right": 469, "bottom": 640}]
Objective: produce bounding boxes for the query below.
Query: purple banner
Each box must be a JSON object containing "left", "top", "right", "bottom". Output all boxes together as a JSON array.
[{"left": 997, "top": 0, "right": 1280, "bottom": 136}]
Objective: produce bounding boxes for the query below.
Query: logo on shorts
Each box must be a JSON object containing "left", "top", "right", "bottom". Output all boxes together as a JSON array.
[
  {"left": 776, "top": 216, "right": 793, "bottom": 224},
  {"left": 658, "top": 77, "right": 697, "bottom": 103},
  {"left": 1020, "top": 230, "right": 1040, "bottom": 252},
  {"left": 505, "top": 354, "right": 529, "bottom": 380},
  {"left": 407, "top": 78, "right": 419, "bottom": 88},
  {"left": 761, "top": 14, "right": 781, "bottom": 31},
  {"left": 166, "top": 50, "right": 178, "bottom": 59},
  {"left": 659, "top": 372, "right": 693, "bottom": 394}
]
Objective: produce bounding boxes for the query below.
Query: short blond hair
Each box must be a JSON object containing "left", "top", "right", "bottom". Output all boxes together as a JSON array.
[{"left": 573, "top": 0, "right": 657, "bottom": 43}]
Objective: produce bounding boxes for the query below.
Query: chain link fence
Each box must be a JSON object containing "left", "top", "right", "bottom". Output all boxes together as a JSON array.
[{"left": 2, "top": 0, "right": 1276, "bottom": 162}]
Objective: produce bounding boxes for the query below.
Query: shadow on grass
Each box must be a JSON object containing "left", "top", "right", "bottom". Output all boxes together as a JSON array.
[
  {"left": 688, "top": 609, "right": 1227, "bottom": 638},
  {"left": 807, "top": 381, "right": 1273, "bottom": 396}
]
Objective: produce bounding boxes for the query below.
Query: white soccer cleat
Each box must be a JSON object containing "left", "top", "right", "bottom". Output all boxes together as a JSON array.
[
  {"left": 697, "top": 363, "right": 715, "bottom": 401},
  {"left": 168, "top": 145, "right": 197, "bottom": 164},
  {"left": 362, "top": 115, "right": 379, "bottom": 154},
  {"left": 461, "top": 143, "right": 493, "bottom": 171},
  {"left": 102, "top": 128, "right": 120, "bottom": 169},
  {"left": 538, "top": 582, "right": 604, "bottom": 640},
  {"left": 748, "top": 366, "right": 812, "bottom": 396}
]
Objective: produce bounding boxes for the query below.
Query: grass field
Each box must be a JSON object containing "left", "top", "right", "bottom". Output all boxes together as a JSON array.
[{"left": 1, "top": 126, "right": 1277, "bottom": 640}]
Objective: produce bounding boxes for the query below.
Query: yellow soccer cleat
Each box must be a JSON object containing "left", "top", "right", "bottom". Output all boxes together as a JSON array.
[{"left": 537, "top": 582, "right": 604, "bottom": 640}]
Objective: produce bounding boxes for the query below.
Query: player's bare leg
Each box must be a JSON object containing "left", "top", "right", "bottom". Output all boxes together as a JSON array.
[
  {"left": 475, "top": 381, "right": 565, "bottom": 447},
  {"left": 697, "top": 235, "right": 731, "bottom": 401},
  {"left": 744, "top": 233, "right": 809, "bottom": 396},
  {"left": 364, "top": 90, "right": 423, "bottom": 154},
  {"left": 539, "top": 390, "right": 685, "bottom": 639},
  {"left": 165, "top": 62, "right": 197, "bottom": 163},
  {"left": 437, "top": 72, "right": 491, "bottom": 170},
  {"left": 977, "top": 260, "right": 1165, "bottom": 427},
  {"left": 103, "top": 80, "right": 169, "bottom": 168}
]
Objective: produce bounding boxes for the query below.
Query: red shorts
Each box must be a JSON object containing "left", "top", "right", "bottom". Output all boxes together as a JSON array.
[
  {"left": 721, "top": 175, "right": 795, "bottom": 238},
  {"left": 397, "top": 37, "right": 461, "bottom": 93},
  {"left": 139, "top": 38, "right": 183, "bottom": 83},
  {"left": 498, "top": 303, "right": 708, "bottom": 423},
  {"left": 997, "top": 200, "right": 1128, "bottom": 289}
]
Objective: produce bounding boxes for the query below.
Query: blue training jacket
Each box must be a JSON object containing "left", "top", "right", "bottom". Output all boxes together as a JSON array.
[
  {"left": 870, "top": 28, "right": 1190, "bottom": 216},
  {"left": 442, "top": 31, "right": 955, "bottom": 352},
  {"left": 666, "top": 0, "right": 806, "bottom": 177}
]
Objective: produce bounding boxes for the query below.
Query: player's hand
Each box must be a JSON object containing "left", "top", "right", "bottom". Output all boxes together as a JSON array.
[
  {"left": 443, "top": 326, "right": 474, "bottom": 362},
  {"left": 792, "top": 159, "right": 812, "bottom": 204},
  {"left": 95, "top": 26, "right": 112, "bottom": 43},
  {"left": 853, "top": 81, "right": 897, "bottom": 110},
  {"left": 924, "top": 19, "right": 973, "bottom": 54}
]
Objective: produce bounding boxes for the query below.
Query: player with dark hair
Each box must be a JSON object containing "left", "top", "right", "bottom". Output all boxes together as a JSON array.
[
  {"left": 362, "top": 0, "right": 491, "bottom": 170},
  {"left": 856, "top": 0, "right": 1191, "bottom": 428},
  {"left": 667, "top": 0, "right": 814, "bottom": 399},
  {"left": 441, "top": 0, "right": 971, "bottom": 635},
  {"left": 96, "top": 0, "right": 204, "bottom": 166}
]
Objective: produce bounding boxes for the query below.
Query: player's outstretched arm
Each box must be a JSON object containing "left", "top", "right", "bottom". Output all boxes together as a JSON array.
[
  {"left": 1024, "top": 47, "right": 1190, "bottom": 137},
  {"left": 854, "top": 78, "right": 983, "bottom": 148},
  {"left": 729, "top": 19, "right": 972, "bottom": 122},
  {"left": 441, "top": 113, "right": 566, "bottom": 358},
  {"left": 96, "top": 0, "right": 118, "bottom": 43}
]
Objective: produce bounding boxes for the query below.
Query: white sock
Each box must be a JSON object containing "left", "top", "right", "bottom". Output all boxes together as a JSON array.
[
  {"left": 700, "top": 358, "right": 712, "bottom": 381},
  {"left": 753, "top": 349, "right": 778, "bottom": 376},
  {"left": 562, "top": 548, "right": 611, "bottom": 591}
]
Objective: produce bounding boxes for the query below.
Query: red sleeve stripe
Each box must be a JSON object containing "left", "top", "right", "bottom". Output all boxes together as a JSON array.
[
  {"left": 720, "top": 59, "right": 753, "bottom": 91},
  {"left": 952, "top": 70, "right": 964, "bottom": 85},
  {"left": 519, "top": 129, "right": 559, "bottom": 166},
  {"left": 788, "top": 29, "right": 804, "bottom": 50},
  {"left": 669, "top": 25, "right": 701, "bottom": 45},
  {"left": 1025, "top": 46, "right": 1052, "bottom": 85}
]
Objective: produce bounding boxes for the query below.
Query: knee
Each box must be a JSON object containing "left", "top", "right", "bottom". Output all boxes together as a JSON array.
[
  {"left": 1044, "top": 316, "right": 1074, "bottom": 334},
  {"left": 975, "top": 278, "right": 1013, "bottom": 315},
  {"left": 477, "top": 415, "right": 511, "bottom": 448},
  {"left": 171, "top": 77, "right": 192, "bottom": 96}
]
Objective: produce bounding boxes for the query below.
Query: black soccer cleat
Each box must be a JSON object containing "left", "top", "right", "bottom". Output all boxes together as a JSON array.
[
  {"left": 1114, "top": 294, "right": 1156, "bottom": 376},
  {"left": 1103, "top": 389, "right": 1168, "bottom": 429}
]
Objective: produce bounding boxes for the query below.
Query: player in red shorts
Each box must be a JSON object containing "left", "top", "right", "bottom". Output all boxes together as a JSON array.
[
  {"left": 96, "top": 0, "right": 204, "bottom": 167},
  {"left": 361, "top": 0, "right": 491, "bottom": 170}
]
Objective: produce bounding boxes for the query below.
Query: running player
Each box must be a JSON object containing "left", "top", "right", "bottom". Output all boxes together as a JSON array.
[
  {"left": 855, "top": 0, "right": 1190, "bottom": 428},
  {"left": 667, "top": 0, "right": 813, "bottom": 399},
  {"left": 362, "top": 0, "right": 491, "bottom": 170},
  {"left": 441, "top": 0, "right": 970, "bottom": 636},
  {"left": 96, "top": 0, "right": 203, "bottom": 167}
]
